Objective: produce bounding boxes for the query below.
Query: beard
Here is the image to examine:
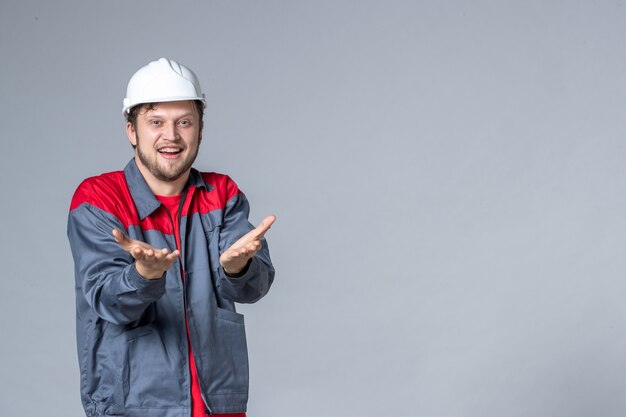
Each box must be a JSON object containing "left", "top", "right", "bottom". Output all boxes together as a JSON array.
[{"left": 135, "top": 134, "right": 200, "bottom": 182}]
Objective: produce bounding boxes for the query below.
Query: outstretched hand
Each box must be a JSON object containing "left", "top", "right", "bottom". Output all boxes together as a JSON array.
[
  {"left": 112, "top": 229, "right": 180, "bottom": 280},
  {"left": 220, "top": 215, "right": 276, "bottom": 276}
]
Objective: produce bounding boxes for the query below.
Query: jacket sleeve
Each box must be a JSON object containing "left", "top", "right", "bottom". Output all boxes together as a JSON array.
[
  {"left": 68, "top": 203, "right": 166, "bottom": 325},
  {"left": 216, "top": 184, "right": 275, "bottom": 304}
]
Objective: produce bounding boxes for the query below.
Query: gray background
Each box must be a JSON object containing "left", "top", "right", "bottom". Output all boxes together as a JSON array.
[{"left": 2, "top": 1, "right": 626, "bottom": 416}]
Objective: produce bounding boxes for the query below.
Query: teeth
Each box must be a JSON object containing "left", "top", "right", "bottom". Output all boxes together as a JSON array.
[{"left": 159, "top": 148, "right": 181, "bottom": 153}]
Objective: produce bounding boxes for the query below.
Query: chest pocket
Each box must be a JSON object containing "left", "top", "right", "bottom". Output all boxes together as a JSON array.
[{"left": 200, "top": 214, "right": 223, "bottom": 271}]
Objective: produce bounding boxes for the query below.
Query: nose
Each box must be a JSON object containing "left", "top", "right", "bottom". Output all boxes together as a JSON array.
[{"left": 163, "top": 122, "right": 179, "bottom": 141}]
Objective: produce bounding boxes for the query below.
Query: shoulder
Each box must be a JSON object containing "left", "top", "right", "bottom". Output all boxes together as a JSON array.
[
  {"left": 189, "top": 172, "right": 244, "bottom": 215},
  {"left": 69, "top": 170, "right": 129, "bottom": 213},
  {"left": 199, "top": 172, "right": 241, "bottom": 200}
]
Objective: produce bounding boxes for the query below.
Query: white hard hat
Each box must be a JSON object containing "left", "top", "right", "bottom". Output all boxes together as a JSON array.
[{"left": 122, "top": 57, "right": 206, "bottom": 116}]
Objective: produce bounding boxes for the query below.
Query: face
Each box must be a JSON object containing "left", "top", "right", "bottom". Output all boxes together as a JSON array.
[{"left": 126, "top": 100, "right": 202, "bottom": 186}]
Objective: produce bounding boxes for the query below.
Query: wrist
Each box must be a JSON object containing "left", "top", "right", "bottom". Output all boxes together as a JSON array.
[
  {"left": 223, "top": 259, "right": 252, "bottom": 278},
  {"left": 135, "top": 263, "right": 165, "bottom": 280}
]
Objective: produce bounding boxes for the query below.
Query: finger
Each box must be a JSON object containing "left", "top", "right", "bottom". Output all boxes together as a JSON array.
[
  {"left": 239, "top": 245, "right": 260, "bottom": 259},
  {"left": 244, "top": 215, "right": 276, "bottom": 242},
  {"left": 227, "top": 249, "right": 245, "bottom": 260},
  {"left": 237, "top": 240, "right": 262, "bottom": 256},
  {"left": 154, "top": 248, "right": 169, "bottom": 261},
  {"left": 112, "top": 228, "right": 127, "bottom": 244},
  {"left": 255, "top": 215, "right": 276, "bottom": 237},
  {"left": 239, "top": 242, "right": 261, "bottom": 257},
  {"left": 135, "top": 246, "right": 159, "bottom": 261},
  {"left": 165, "top": 250, "right": 180, "bottom": 262},
  {"left": 131, "top": 247, "right": 144, "bottom": 259},
  {"left": 221, "top": 249, "right": 241, "bottom": 264}
]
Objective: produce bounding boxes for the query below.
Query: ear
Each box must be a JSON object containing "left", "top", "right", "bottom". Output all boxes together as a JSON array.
[
  {"left": 126, "top": 122, "right": 137, "bottom": 147},
  {"left": 198, "top": 130, "right": 203, "bottom": 144}
]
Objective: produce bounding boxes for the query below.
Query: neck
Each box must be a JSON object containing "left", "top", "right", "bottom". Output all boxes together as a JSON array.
[{"left": 134, "top": 156, "right": 190, "bottom": 196}]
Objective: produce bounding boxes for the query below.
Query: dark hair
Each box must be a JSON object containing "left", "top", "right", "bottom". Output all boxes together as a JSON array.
[{"left": 126, "top": 100, "right": 205, "bottom": 131}]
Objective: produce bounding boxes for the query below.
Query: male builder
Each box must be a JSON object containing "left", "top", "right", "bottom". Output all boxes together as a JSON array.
[{"left": 67, "top": 58, "right": 275, "bottom": 417}]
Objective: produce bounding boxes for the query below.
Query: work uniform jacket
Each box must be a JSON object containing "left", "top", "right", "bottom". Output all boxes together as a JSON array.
[{"left": 67, "top": 159, "right": 274, "bottom": 417}]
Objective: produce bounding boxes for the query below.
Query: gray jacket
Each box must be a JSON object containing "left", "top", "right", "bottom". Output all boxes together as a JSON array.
[{"left": 67, "top": 160, "right": 274, "bottom": 416}]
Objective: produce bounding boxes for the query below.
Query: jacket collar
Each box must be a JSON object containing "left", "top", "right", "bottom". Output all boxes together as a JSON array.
[{"left": 124, "top": 159, "right": 213, "bottom": 220}]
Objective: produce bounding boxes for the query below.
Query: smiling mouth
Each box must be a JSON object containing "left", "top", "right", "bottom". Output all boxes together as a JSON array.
[{"left": 158, "top": 147, "right": 183, "bottom": 155}]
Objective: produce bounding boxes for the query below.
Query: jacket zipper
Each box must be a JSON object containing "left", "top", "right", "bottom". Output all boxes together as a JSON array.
[
  {"left": 167, "top": 189, "right": 214, "bottom": 416},
  {"left": 162, "top": 197, "right": 203, "bottom": 417},
  {"left": 201, "top": 392, "right": 213, "bottom": 415}
]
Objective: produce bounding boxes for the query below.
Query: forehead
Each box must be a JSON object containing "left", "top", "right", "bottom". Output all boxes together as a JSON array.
[{"left": 140, "top": 100, "right": 198, "bottom": 117}]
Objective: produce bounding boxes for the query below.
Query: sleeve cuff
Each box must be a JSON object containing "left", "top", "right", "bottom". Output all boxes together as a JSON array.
[
  {"left": 221, "top": 257, "right": 259, "bottom": 285},
  {"left": 127, "top": 263, "right": 167, "bottom": 300}
]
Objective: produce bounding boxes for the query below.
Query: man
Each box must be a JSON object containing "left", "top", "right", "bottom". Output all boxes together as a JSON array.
[{"left": 68, "top": 57, "right": 275, "bottom": 417}]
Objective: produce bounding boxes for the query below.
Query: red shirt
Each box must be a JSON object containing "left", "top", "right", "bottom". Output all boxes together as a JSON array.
[{"left": 157, "top": 194, "right": 246, "bottom": 417}]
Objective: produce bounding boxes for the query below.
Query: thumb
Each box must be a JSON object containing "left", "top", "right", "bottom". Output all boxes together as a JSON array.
[
  {"left": 254, "top": 215, "right": 276, "bottom": 238},
  {"left": 112, "top": 229, "right": 128, "bottom": 245}
]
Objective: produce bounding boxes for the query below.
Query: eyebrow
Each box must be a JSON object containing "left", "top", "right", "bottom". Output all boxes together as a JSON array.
[{"left": 144, "top": 111, "right": 196, "bottom": 118}]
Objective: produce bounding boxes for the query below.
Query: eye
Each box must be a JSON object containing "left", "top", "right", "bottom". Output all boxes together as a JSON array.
[
  {"left": 150, "top": 120, "right": 161, "bottom": 126},
  {"left": 178, "top": 120, "right": 191, "bottom": 126}
]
